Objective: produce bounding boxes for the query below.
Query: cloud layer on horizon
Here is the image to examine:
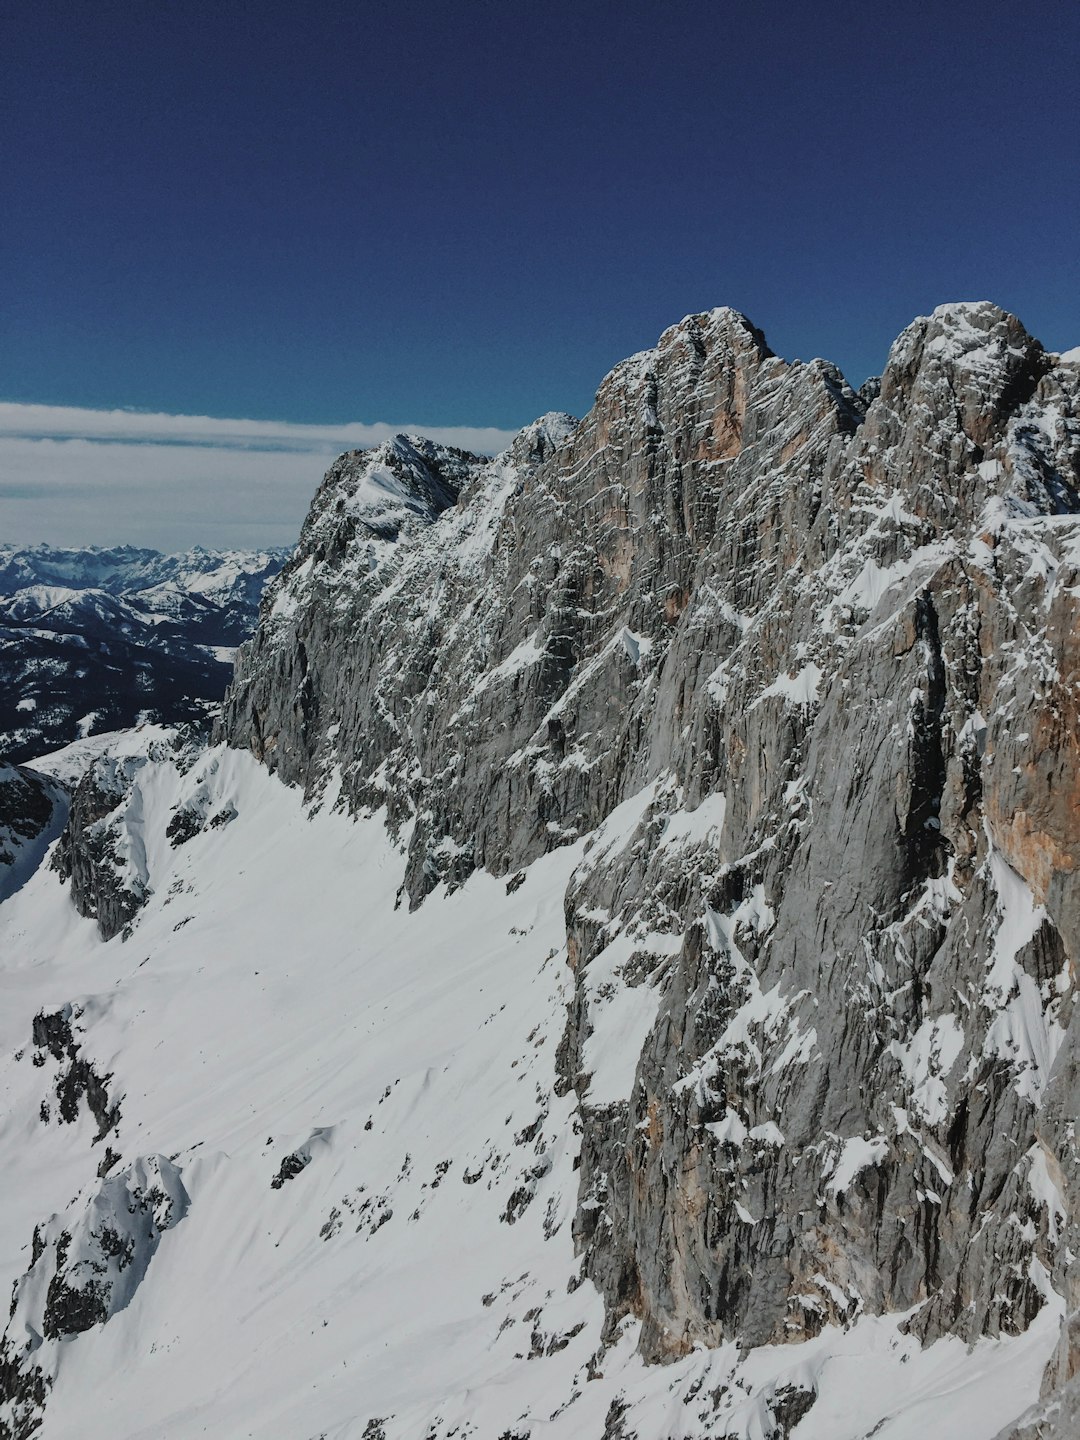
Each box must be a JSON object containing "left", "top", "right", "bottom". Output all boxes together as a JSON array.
[{"left": 0, "top": 403, "right": 520, "bottom": 553}]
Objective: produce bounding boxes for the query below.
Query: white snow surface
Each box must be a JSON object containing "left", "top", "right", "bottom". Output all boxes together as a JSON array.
[
  {"left": 979, "top": 845, "right": 1066, "bottom": 1105},
  {"left": 824, "top": 1135, "right": 890, "bottom": 1197},
  {"left": 0, "top": 736, "right": 1061, "bottom": 1438},
  {"left": 28, "top": 725, "right": 179, "bottom": 787}
]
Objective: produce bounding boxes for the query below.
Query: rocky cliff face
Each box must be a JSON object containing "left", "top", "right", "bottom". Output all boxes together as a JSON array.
[
  {"left": 0, "top": 1155, "right": 187, "bottom": 1439},
  {"left": 218, "top": 302, "right": 1080, "bottom": 1399},
  {"left": 50, "top": 728, "right": 202, "bottom": 941}
]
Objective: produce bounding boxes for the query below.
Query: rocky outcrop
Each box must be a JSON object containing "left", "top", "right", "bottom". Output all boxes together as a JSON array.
[
  {"left": 52, "top": 728, "right": 200, "bottom": 939},
  {"left": 0, "top": 1157, "right": 188, "bottom": 1440},
  {"left": 31, "top": 1004, "right": 121, "bottom": 1140},
  {"left": 210, "top": 304, "right": 1080, "bottom": 1411},
  {"left": 996, "top": 1309, "right": 1080, "bottom": 1437}
]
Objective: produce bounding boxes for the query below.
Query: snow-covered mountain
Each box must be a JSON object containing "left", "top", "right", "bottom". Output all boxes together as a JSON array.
[
  {"left": 0, "top": 545, "right": 289, "bottom": 762},
  {"left": 3, "top": 304, "right": 1080, "bottom": 1439}
]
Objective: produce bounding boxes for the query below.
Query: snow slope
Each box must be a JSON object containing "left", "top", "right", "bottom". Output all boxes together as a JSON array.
[{"left": 0, "top": 739, "right": 1059, "bottom": 1439}]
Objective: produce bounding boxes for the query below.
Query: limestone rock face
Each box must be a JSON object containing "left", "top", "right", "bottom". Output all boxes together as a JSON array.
[{"left": 217, "top": 306, "right": 1080, "bottom": 1398}]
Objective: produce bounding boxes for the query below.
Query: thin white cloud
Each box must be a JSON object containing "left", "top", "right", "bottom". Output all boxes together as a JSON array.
[
  {"left": 0, "top": 403, "right": 521, "bottom": 553},
  {"left": 0, "top": 402, "right": 518, "bottom": 456}
]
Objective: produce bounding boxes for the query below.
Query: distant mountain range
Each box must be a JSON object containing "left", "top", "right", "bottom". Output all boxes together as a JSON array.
[{"left": 0, "top": 544, "right": 288, "bottom": 761}]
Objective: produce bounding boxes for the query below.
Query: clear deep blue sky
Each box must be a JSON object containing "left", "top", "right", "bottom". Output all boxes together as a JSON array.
[{"left": 3, "top": 0, "right": 1078, "bottom": 427}]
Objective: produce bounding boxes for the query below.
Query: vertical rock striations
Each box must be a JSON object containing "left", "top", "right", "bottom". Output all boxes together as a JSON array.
[{"left": 215, "top": 305, "right": 1080, "bottom": 1386}]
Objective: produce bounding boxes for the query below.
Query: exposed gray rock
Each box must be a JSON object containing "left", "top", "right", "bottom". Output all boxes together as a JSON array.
[
  {"left": 51, "top": 728, "right": 200, "bottom": 939},
  {"left": 0, "top": 1335, "right": 50, "bottom": 1440},
  {"left": 996, "top": 1317, "right": 1080, "bottom": 1439},
  {"left": 270, "top": 1151, "right": 311, "bottom": 1189},
  {"left": 0, "top": 1156, "right": 188, "bottom": 1440},
  {"left": 31, "top": 1003, "right": 120, "bottom": 1140},
  {"left": 214, "top": 302, "right": 1080, "bottom": 1422}
]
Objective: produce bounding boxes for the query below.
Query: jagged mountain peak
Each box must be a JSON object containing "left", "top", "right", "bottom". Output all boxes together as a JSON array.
[
  {"left": 895, "top": 297, "right": 1047, "bottom": 376},
  {"left": 294, "top": 433, "right": 482, "bottom": 560},
  {"left": 222, "top": 298, "right": 1080, "bottom": 903},
  {"left": 599, "top": 306, "right": 776, "bottom": 408},
  {"left": 879, "top": 300, "right": 1049, "bottom": 439},
  {"left": 850, "top": 302, "right": 1078, "bottom": 528},
  {"left": 658, "top": 304, "right": 772, "bottom": 353},
  {"left": 371, "top": 429, "right": 481, "bottom": 468},
  {"left": 505, "top": 410, "right": 579, "bottom": 468},
  {"left": 928, "top": 296, "right": 1030, "bottom": 328}
]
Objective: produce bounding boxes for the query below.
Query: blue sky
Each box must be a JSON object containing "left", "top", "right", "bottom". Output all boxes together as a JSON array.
[{"left": 2, "top": 0, "right": 1078, "bottom": 547}]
